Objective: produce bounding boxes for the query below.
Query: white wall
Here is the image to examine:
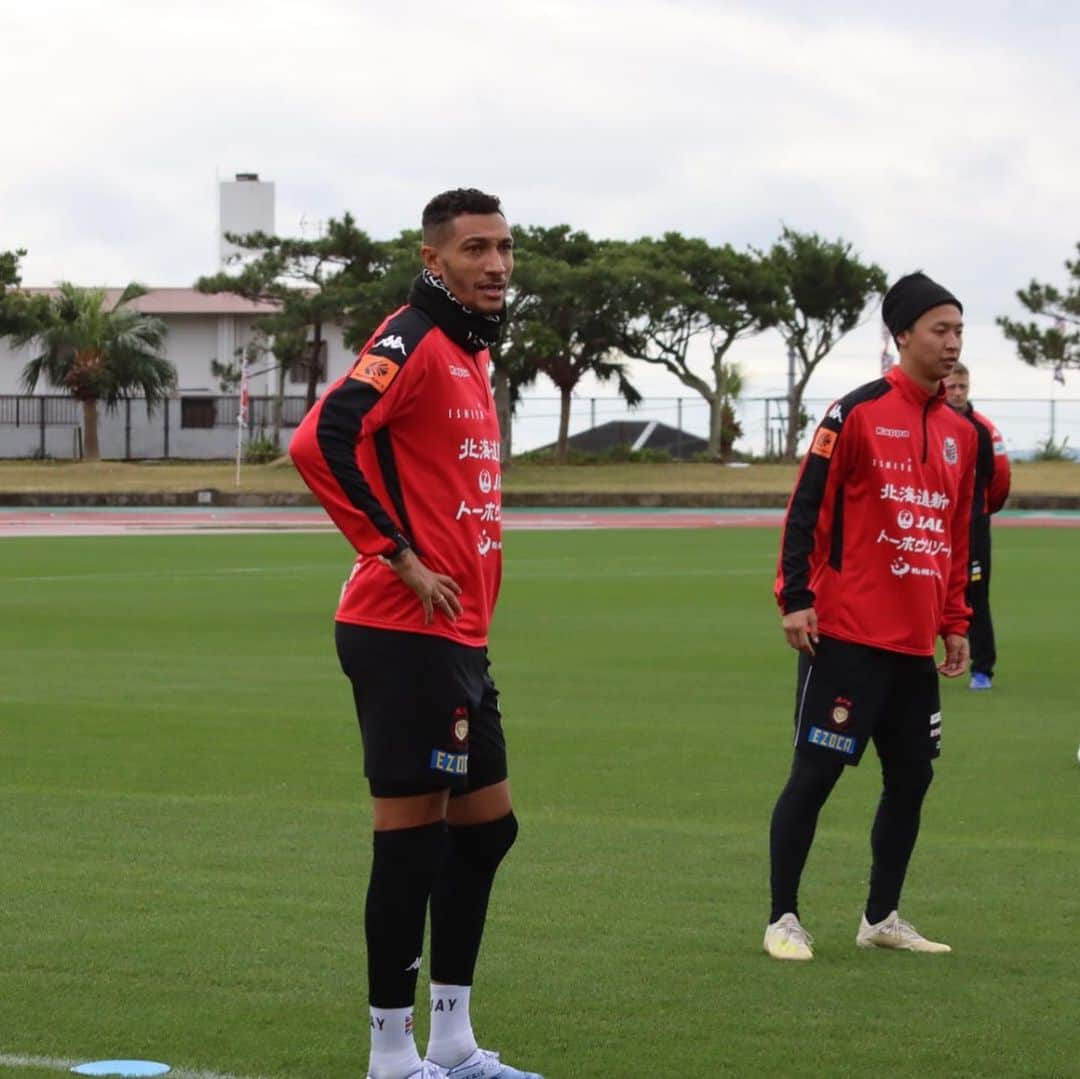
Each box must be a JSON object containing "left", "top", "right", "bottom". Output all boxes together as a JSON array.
[{"left": 0, "top": 314, "right": 359, "bottom": 459}]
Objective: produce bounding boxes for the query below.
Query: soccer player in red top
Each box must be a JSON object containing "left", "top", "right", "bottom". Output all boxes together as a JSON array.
[
  {"left": 944, "top": 361, "right": 1011, "bottom": 690},
  {"left": 290, "top": 189, "right": 542, "bottom": 1079},
  {"left": 764, "top": 272, "right": 977, "bottom": 961}
]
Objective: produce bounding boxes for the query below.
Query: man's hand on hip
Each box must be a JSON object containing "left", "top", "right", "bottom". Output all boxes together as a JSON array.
[{"left": 382, "top": 549, "right": 463, "bottom": 624}]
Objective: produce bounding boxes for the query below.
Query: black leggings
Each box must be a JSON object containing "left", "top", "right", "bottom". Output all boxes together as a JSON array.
[{"left": 769, "top": 750, "right": 933, "bottom": 924}]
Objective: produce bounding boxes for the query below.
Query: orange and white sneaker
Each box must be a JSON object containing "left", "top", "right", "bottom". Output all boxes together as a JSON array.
[
  {"left": 763, "top": 912, "right": 814, "bottom": 961},
  {"left": 856, "top": 911, "right": 951, "bottom": 953}
]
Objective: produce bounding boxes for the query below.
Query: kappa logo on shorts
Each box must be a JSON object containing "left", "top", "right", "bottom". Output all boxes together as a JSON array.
[
  {"left": 451, "top": 705, "right": 469, "bottom": 747},
  {"left": 808, "top": 725, "right": 856, "bottom": 755},
  {"left": 430, "top": 749, "right": 468, "bottom": 775},
  {"left": 830, "top": 695, "right": 853, "bottom": 726}
]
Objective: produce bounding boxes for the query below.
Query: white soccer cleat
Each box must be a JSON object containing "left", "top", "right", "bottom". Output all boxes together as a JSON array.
[
  {"left": 856, "top": 910, "right": 951, "bottom": 953},
  {"left": 763, "top": 912, "right": 814, "bottom": 960},
  {"left": 368, "top": 1064, "right": 450, "bottom": 1079},
  {"left": 424, "top": 1047, "right": 544, "bottom": 1079}
]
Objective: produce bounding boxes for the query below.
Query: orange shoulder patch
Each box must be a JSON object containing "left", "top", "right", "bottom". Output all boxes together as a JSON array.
[
  {"left": 349, "top": 354, "right": 401, "bottom": 393},
  {"left": 810, "top": 427, "right": 837, "bottom": 459}
]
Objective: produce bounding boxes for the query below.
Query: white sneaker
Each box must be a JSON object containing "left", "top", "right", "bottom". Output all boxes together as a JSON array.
[
  {"left": 424, "top": 1047, "right": 544, "bottom": 1079},
  {"left": 763, "top": 912, "right": 814, "bottom": 960},
  {"left": 366, "top": 1063, "right": 445, "bottom": 1079},
  {"left": 367, "top": 1065, "right": 444, "bottom": 1079},
  {"left": 856, "top": 910, "right": 951, "bottom": 953}
]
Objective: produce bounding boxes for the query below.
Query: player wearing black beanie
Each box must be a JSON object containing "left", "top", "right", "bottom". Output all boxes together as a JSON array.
[{"left": 882, "top": 271, "right": 963, "bottom": 341}]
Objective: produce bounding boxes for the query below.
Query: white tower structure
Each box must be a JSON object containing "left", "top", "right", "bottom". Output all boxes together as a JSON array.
[{"left": 218, "top": 173, "right": 275, "bottom": 267}]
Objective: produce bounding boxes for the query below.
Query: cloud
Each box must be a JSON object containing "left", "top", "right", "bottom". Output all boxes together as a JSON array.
[{"left": 1, "top": 0, "right": 1075, "bottom": 406}]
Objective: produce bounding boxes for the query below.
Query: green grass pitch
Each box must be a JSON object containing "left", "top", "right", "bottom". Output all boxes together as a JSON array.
[{"left": 0, "top": 527, "right": 1077, "bottom": 1078}]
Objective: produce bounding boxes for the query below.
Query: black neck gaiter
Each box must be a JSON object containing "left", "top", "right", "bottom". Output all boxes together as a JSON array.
[{"left": 407, "top": 269, "right": 504, "bottom": 354}]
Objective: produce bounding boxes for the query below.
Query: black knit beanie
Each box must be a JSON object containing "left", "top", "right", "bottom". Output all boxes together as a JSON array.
[{"left": 882, "top": 272, "right": 962, "bottom": 337}]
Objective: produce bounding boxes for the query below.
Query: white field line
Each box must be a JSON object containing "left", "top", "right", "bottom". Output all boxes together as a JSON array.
[
  {"left": 2, "top": 565, "right": 336, "bottom": 584},
  {"left": 0, "top": 1051, "right": 274, "bottom": 1079},
  {"left": 3, "top": 563, "right": 767, "bottom": 586}
]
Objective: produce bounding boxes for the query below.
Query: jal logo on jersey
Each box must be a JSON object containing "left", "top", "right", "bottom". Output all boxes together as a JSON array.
[{"left": 349, "top": 354, "right": 401, "bottom": 393}]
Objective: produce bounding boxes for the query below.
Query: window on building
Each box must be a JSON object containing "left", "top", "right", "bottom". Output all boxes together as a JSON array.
[
  {"left": 288, "top": 340, "right": 329, "bottom": 384},
  {"left": 181, "top": 397, "right": 217, "bottom": 428}
]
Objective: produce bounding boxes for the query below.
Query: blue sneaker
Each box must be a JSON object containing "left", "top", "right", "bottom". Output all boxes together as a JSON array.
[
  {"left": 425, "top": 1048, "right": 544, "bottom": 1079},
  {"left": 969, "top": 672, "right": 992, "bottom": 690}
]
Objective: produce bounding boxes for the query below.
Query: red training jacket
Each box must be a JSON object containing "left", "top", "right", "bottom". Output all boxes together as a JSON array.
[
  {"left": 963, "top": 407, "right": 1011, "bottom": 516},
  {"left": 775, "top": 364, "right": 978, "bottom": 656},
  {"left": 289, "top": 304, "right": 502, "bottom": 647}
]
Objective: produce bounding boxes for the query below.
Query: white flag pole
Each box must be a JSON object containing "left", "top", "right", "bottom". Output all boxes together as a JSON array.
[{"left": 236, "top": 352, "right": 249, "bottom": 488}]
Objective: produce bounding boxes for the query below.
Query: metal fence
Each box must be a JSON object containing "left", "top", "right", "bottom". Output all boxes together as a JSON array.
[
  {"left": 0, "top": 394, "right": 309, "bottom": 460},
  {"left": 2, "top": 392, "right": 1078, "bottom": 460},
  {"left": 509, "top": 395, "right": 1080, "bottom": 459}
]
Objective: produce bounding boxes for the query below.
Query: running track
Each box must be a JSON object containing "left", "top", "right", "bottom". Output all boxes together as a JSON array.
[{"left": 0, "top": 507, "right": 1077, "bottom": 537}]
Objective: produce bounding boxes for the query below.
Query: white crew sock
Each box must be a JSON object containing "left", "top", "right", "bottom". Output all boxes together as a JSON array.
[
  {"left": 368, "top": 1005, "right": 423, "bottom": 1079},
  {"left": 426, "top": 983, "right": 477, "bottom": 1068}
]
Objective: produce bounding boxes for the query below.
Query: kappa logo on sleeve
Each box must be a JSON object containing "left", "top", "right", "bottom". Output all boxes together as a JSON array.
[
  {"left": 811, "top": 427, "right": 838, "bottom": 459},
  {"left": 349, "top": 354, "right": 401, "bottom": 393}
]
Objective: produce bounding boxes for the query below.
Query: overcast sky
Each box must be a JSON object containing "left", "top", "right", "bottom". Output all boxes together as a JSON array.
[{"left": 2, "top": 0, "right": 1077, "bottom": 409}]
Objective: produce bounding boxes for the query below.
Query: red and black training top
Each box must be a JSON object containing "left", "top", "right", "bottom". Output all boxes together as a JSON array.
[
  {"left": 775, "top": 364, "right": 978, "bottom": 657},
  {"left": 958, "top": 406, "right": 1011, "bottom": 517},
  {"left": 289, "top": 305, "right": 502, "bottom": 647}
]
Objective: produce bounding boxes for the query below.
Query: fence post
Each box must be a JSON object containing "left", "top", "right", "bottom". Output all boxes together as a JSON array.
[
  {"left": 764, "top": 398, "right": 771, "bottom": 458},
  {"left": 39, "top": 397, "right": 46, "bottom": 458},
  {"left": 125, "top": 398, "right": 132, "bottom": 460},
  {"left": 163, "top": 399, "right": 170, "bottom": 459},
  {"left": 1050, "top": 398, "right": 1057, "bottom": 445},
  {"left": 590, "top": 397, "right": 596, "bottom": 429},
  {"left": 676, "top": 398, "right": 683, "bottom": 457}
]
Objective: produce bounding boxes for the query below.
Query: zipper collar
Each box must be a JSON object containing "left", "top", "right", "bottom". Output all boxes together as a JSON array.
[
  {"left": 885, "top": 363, "right": 947, "bottom": 409},
  {"left": 886, "top": 365, "right": 947, "bottom": 463}
]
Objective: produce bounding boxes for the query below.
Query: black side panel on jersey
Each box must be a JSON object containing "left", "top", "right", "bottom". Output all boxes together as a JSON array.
[
  {"left": 966, "top": 411, "right": 994, "bottom": 517},
  {"left": 374, "top": 427, "right": 420, "bottom": 557},
  {"left": 779, "top": 379, "right": 892, "bottom": 611},
  {"left": 315, "top": 307, "right": 434, "bottom": 546}
]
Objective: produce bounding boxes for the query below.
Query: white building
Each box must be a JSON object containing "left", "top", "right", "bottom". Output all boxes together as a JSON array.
[
  {"left": 0, "top": 173, "right": 365, "bottom": 459},
  {"left": 0, "top": 287, "right": 357, "bottom": 459}
]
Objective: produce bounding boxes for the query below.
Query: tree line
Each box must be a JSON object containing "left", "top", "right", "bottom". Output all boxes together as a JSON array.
[
  {"left": 3, "top": 230, "right": 1079, "bottom": 463},
  {"left": 194, "top": 219, "right": 890, "bottom": 464}
]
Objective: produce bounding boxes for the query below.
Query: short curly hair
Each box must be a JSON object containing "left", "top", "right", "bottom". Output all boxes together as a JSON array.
[{"left": 422, "top": 188, "right": 504, "bottom": 241}]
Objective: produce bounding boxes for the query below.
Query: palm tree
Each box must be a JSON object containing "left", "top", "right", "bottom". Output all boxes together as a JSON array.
[
  {"left": 715, "top": 358, "right": 745, "bottom": 460},
  {"left": 16, "top": 283, "right": 175, "bottom": 460}
]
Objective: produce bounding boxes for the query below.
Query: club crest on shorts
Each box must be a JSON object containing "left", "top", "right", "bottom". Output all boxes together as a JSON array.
[
  {"left": 943, "top": 436, "right": 958, "bottom": 465},
  {"left": 830, "top": 695, "right": 853, "bottom": 726},
  {"left": 451, "top": 705, "right": 469, "bottom": 747}
]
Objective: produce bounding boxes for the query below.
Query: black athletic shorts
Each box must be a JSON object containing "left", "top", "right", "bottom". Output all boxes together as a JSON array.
[
  {"left": 792, "top": 634, "right": 941, "bottom": 766},
  {"left": 335, "top": 623, "right": 509, "bottom": 798}
]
